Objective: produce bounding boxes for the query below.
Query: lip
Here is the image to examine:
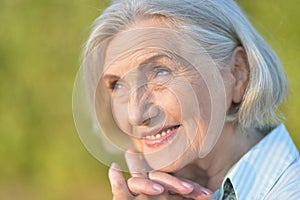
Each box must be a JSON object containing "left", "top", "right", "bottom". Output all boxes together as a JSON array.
[{"left": 143, "top": 125, "right": 181, "bottom": 148}]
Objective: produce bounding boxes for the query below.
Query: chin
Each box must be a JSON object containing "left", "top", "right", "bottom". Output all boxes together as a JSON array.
[{"left": 145, "top": 151, "right": 192, "bottom": 173}]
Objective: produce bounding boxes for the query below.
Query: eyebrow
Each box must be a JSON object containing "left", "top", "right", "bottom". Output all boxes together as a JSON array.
[
  {"left": 103, "top": 74, "right": 120, "bottom": 84},
  {"left": 103, "top": 53, "right": 171, "bottom": 81},
  {"left": 139, "top": 53, "right": 170, "bottom": 66}
]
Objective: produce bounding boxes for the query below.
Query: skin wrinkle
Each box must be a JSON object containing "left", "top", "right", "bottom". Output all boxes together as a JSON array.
[
  {"left": 99, "top": 17, "right": 262, "bottom": 192},
  {"left": 105, "top": 33, "right": 209, "bottom": 165}
]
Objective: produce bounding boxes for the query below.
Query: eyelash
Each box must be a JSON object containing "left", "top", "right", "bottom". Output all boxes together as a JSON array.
[
  {"left": 109, "top": 80, "right": 122, "bottom": 91},
  {"left": 155, "top": 69, "right": 169, "bottom": 77},
  {"left": 107, "top": 66, "right": 171, "bottom": 91},
  {"left": 153, "top": 66, "right": 171, "bottom": 77}
]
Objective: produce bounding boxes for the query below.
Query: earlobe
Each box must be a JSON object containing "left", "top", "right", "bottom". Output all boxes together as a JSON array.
[{"left": 231, "top": 46, "right": 249, "bottom": 103}]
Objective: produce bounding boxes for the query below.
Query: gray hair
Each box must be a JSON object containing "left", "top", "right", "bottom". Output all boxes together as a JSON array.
[{"left": 83, "top": 0, "right": 288, "bottom": 130}]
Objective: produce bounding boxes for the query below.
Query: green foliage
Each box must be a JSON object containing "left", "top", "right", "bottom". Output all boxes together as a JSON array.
[
  {"left": 0, "top": 0, "right": 112, "bottom": 199},
  {"left": 0, "top": 0, "right": 299, "bottom": 199}
]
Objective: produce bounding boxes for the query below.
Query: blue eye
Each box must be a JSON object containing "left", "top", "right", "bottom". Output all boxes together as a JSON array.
[
  {"left": 109, "top": 80, "right": 123, "bottom": 91},
  {"left": 114, "top": 83, "right": 123, "bottom": 90},
  {"left": 149, "top": 67, "right": 172, "bottom": 87},
  {"left": 156, "top": 69, "right": 169, "bottom": 77},
  {"left": 154, "top": 67, "right": 171, "bottom": 78}
]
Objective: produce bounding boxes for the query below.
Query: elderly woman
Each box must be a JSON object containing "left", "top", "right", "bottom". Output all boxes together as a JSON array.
[{"left": 79, "top": 0, "right": 300, "bottom": 199}]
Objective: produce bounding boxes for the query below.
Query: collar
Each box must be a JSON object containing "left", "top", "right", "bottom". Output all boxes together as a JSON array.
[{"left": 220, "top": 124, "right": 299, "bottom": 199}]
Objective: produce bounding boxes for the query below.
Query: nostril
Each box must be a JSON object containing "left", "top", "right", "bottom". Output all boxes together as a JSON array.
[
  {"left": 128, "top": 110, "right": 151, "bottom": 126},
  {"left": 142, "top": 118, "right": 151, "bottom": 126},
  {"left": 140, "top": 104, "right": 161, "bottom": 126}
]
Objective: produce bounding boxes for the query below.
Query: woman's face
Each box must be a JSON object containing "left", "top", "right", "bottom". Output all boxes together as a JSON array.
[{"left": 101, "top": 19, "right": 229, "bottom": 171}]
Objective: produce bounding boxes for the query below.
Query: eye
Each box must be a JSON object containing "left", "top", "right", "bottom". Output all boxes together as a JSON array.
[
  {"left": 108, "top": 80, "right": 124, "bottom": 91},
  {"left": 152, "top": 66, "right": 171, "bottom": 78},
  {"left": 149, "top": 66, "right": 172, "bottom": 87},
  {"left": 107, "top": 79, "right": 129, "bottom": 101},
  {"left": 114, "top": 82, "right": 123, "bottom": 90},
  {"left": 155, "top": 69, "right": 170, "bottom": 77}
]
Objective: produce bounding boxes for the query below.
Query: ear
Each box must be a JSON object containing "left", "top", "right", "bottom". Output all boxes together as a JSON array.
[{"left": 230, "top": 46, "right": 249, "bottom": 103}]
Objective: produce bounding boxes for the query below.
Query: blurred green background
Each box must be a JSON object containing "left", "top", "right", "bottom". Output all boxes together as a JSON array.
[{"left": 0, "top": 0, "right": 299, "bottom": 199}]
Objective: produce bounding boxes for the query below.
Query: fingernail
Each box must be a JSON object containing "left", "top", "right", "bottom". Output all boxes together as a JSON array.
[
  {"left": 182, "top": 182, "right": 193, "bottom": 189},
  {"left": 201, "top": 188, "right": 212, "bottom": 195},
  {"left": 152, "top": 183, "right": 164, "bottom": 192},
  {"left": 110, "top": 162, "right": 121, "bottom": 171},
  {"left": 126, "top": 148, "right": 135, "bottom": 154}
]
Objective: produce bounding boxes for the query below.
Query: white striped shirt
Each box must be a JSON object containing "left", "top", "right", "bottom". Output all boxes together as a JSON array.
[{"left": 212, "top": 124, "right": 300, "bottom": 200}]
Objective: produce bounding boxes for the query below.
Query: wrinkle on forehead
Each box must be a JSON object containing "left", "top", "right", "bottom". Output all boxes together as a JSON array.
[
  {"left": 103, "top": 30, "right": 210, "bottom": 80},
  {"left": 104, "top": 50, "right": 162, "bottom": 77},
  {"left": 103, "top": 17, "right": 187, "bottom": 70}
]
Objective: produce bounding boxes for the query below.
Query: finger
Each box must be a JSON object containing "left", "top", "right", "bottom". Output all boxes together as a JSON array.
[
  {"left": 125, "top": 148, "right": 151, "bottom": 178},
  {"left": 109, "top": 162, "right": 132, "bottom": 199},
  {"left": 176, "top": 177, "right": 212, "bottom": 200},
  {"left": 125, "top": 150, "right": 166, "bottom": 197},
  {"left": 127, "top": 177, "right": 164, "bottom": 195},
  {"left": 149, "top": 171, "right": 213, "bottom": 199},
  {"left": 148, "top": 171, "right": 194, "bottom": 195}
]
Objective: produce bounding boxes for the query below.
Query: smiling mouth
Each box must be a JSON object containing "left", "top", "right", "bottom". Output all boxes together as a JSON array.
[{"left": 144, "top": 125, "right": 181, "bottom": 148}]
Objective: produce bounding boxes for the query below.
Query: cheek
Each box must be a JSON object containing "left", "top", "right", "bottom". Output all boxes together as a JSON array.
[
  {"left": 160, "top": 79, "right": 203, "bottom": 121},
  {"left": 111, "top": 101, "right": 132, "bottom": 135},
  {"left": 171, "top": 77, "right": 212, "bottom": 124},
  {"left": 192, "top": 82, "right": 211, "bottom": 123},
  {"left": 154, "top": 90, "right": 181, "bottom": 121}
]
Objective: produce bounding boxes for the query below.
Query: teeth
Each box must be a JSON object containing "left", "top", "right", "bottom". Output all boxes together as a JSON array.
[
  {"left": 145, "top": 127, "right": 176, "bottom": 140},
  {"left": 146, "top": 135, "right": 152, "bottom": 139}
]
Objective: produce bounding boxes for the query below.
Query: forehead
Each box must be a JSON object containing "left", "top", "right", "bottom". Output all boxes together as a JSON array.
[
  {"left": 104, "top": 50, "right": 162, "bottom": 77},
  {"left": 102, "top": 17, "right": 216, "bottom": 78},
  {"left": 103, "top": 18, "right": 184, "bottom": 76}
]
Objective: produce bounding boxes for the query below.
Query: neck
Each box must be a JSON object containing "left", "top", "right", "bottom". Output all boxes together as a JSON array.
[{"left": 174, "top": 122, "right": 264, "bottom": 191}]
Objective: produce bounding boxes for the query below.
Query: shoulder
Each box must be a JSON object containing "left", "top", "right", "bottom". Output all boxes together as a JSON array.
[{"left": 265, "top": 156, "right": 300, "bottom": 199}]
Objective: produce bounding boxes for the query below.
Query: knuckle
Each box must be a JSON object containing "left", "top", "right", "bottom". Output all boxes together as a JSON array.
[
  {"left": 148, "top": 171, "right": 160, "bottom": 179},
  {"left": 127, "top": 177, "right": 140, "bottom": 193},
  {"left": 127, "top": 177, "right": 137, "bottom": 187},
  {"left": 111, "top": 180, "right": 126, "bottom": 191}
]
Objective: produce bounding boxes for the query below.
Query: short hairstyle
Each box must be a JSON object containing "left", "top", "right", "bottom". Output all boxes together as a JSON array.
[{"left": 83, "top": 0, "right": 288, "bottom": 130}]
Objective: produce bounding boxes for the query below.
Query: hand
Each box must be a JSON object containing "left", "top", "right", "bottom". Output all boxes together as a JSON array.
[
  {"left": 148, "top": 171, "right": 212, "bottom": 200},
  {"left": 108, "top": 149, "right": 212, "bottom": 199},
  {"left": 110, "top": 162, "right": 176, "bottom": 200}
]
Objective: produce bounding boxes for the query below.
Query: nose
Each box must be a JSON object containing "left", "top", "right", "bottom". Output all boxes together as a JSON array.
[{"left": 128, "top": 85, "right": 160, "bottom": 126}]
